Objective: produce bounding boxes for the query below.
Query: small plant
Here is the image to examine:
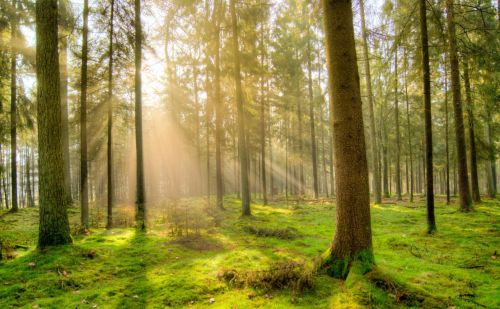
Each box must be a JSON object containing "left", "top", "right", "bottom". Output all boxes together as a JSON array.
[{"left": 244, "top": 225, "right": 299, "bottom": 239}]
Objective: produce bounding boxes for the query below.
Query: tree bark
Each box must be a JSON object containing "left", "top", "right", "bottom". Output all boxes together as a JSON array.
[
  {"left": 106, "top": 0, "right": 115, "bottom": 229},
  {"left": 445, "top": 0, "right": 472, "bottom": 211},
  {"left": 419, "top": 0, "right": 435, "bottom": 232},
  {"left": 463, "top": 59, "right": 480, "bottom": 203},
  {"left": 135, "top": 0, "right": 146, "bottom": 228},
  {"left": 80, "top": 0, "right": 89, "bottom": 229},
  {"left": 444, "top": 55, "right": 451, "bottom": 204},
  {"left": 307, "top": 29, "right": 318, "bottom": 199},
  {"left": 10, "top": 0, "right": 18, "bottom": 212},
  {"left": 214, "top": 0, "right": 224, "bottom": 210},
  {"left": 230, "top": 0, "right": 250, "bottom": 215},
  {"left": 394, "top": 48, "right": 402, "bottom": 201},
  {"left": 322, "top": 0, "right": 373, "bottom": 278},
  {"left": 403, "top": 49, "right": 413, "bottom": 202},
  {"left": 259, "top": 14, "right": 268, "bottom": 204},
  {"left": 36, "top": 0, "right": 72, "bottom": 248}
]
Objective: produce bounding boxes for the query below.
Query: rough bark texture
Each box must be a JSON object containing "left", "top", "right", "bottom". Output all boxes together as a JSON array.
[
  {"left": 359, "top": 0, "right": 381, "bottom": 204},
  {"left": 36, "top": 0, "right": 72, "bottom": 248},
  {"left": 322, "top": 0, "right": 373, "bottom": 278},
  {"left": 135, "top": 0, "right": 146, "bottom": 228},
  {"left": 445, "top": 0, "right": 472, "bottom": 211},
  {"left": 463, "top": 60, "right": 480, "bottom": 203},
  {"left": 107, "top": 0, "right": 115, "bottom": 229},
  {"left": 444, "top": 57, "right": 451, "bottom": 204},
  {"left": 10, "top": 0, "right": 18, "bottom": 212},
  {"left": 419, "top": 0, "right": 435, "bottom": 233},
  {"left": 80, "top": 0, "right": 89, "bottom": 228},
  {"left": 230, "top": 0, "right": 250, "bottom": 216}
]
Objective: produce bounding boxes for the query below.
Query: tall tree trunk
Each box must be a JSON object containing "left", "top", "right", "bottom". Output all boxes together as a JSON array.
[
  {"left": 445, "top": 0, "right": 472, "bottom": 211},
  {"left": 10, "top": 0, "right": 18, "bottom": 212},
  {"left": 404, "top": 49, "right": 413, "bottom": 202},
  {"left": 463, "top": 59, "right": 480, "bottom": 203},
  {"left": 486, "top": 115, "right": 497, "bottom": 197},
  {"left": 419, "top": 0, "right": 435, "bottom": 232},
  {"left": 59, "top": 34, "right": 72, "bottom": 206},
  {"left": 444, "top": 56, "right": 451, "bottom": 204},
  {"left": 322, "top": 0, "right": 373, "bottom": 278},
  {"left": 80, "top": 0, "right": 89, "bottom": 229},
  {"left": 106, "top": 0, "right": 115, "bottom": 229},
  {"left": 307, "top": 30, "right": 318, "bottom": 199},
  {"left": 359, "top": 0, "right": 381, "bottom": 204},
  {"left": 135, "top": 0, "right": 146, "bottom": 228},
  {"left": 36, "top": 0, "right": 72, "bottom": 248},
  {"left": 214, "top": 0, "right": 224, "bottom": 209},
  {"left": 230, "top": 0, "right": 250, "bottom": 215},
  {"left": 259, "top": 17, "right": 268, "bottom": 204},
  {"left": 394, "top": 48, "right": 402, "bottom": 201}
]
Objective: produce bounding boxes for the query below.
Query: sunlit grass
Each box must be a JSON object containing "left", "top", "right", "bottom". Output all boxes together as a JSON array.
[{"left": 0, "top": 197, "right": 499, "bottom": 308}]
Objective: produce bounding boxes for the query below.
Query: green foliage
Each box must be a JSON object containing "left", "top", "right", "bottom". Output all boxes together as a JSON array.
[{"left": 0, "top": 197, "right": 499, "bottom": 308}]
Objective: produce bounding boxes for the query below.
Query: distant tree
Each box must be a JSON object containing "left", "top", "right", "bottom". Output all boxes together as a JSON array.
[
  {"left": 10, "top": 0, "right": 18, "bottom": 212},
  {"left": 36, "top": 0, "right": 72, "bottom": 248},
  {"left": 322, "top": 0, "right": 373, "bottom": 278},
  {"left": 80, "top": 0, "right": 89, "bottom": 229}
]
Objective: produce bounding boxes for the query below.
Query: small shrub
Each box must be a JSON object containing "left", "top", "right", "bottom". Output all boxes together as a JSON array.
[{"left": 244, "top": 225, "right": 299, "bottom": 239}]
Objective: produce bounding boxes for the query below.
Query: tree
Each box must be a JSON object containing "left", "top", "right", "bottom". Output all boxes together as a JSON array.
[
  {"left": 106, "top": 0, "right": 115, "bottom": 228},
  {"left": 445, "top": 0, "right": 472, "bottom": 211},
  {"left": 10, "top": 0, "right": 18, "bottom": 212},
  {"left": 230, "top": 0, "right": 250, "bottom": 216},
  {"left": 80, "top": 0, "right": 89, "bottom": 229},
  {"left": 419, "top": 0, "right": 435, "bottom": 233},
  {"left": 214, "top": 0, "right": 224, "bottom": 210},
  {"left": 36, "top": 0, "right": 72, "bottom": 248},
  {"left": 135, "top": 0, "right": 146, "bottom": 228},
  {"left": 359, "top": 0, "right": 381, "bottom": 204},
  {"left": 322, "top": 0, "right": 373, "bottom": 278}
]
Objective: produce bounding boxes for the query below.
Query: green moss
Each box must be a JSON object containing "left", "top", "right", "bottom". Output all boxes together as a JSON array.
[{"left": 0, "top": 196, "right": 499, "bottom": 308}]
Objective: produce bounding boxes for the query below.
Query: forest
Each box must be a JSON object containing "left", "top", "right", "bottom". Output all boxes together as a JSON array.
[{"left": 0, "top": 0, "right": 499, "bottom": 308}]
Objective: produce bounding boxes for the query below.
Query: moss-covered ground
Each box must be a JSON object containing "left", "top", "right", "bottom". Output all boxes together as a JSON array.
[{"left": 0, "top": 196, "right": 499, "bottom": 308}]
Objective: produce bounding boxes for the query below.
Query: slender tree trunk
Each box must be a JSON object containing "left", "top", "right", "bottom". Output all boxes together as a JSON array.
[
  {"left": 394, "top": 48, "right": 402, "bottom": 201},
  {"left": 404, "top": 49, "right": 413, "bottom": 202},
  {"left": 359, "top": 0, "right": 381, "bottom": 204},
  {"left": 463, "top": 59, "right": 480, "bottom": 203},
  {"left": 307, "top": 31, "right": 318, "bottom": 199},
  {"left": 59, "top": 33, "right": 72, "bottom": 206},
  {"left": 106, "top": 0, "right": 115, "bottom": 229},
  {"left": 420, "top": 0, "right": 435, "bottom": 232},
  {"left": 259, "top": 18, "right": 268, "bottom": 204},
  {"left": 445, "top": 0, "right": 472, "bottom": 211},
  {"left": 135, "top": 0, "right": 146, "bottom": 228},
  {"left": 323, "top": 0, "right": 373, "bottom": 278},
  {"left": 36, "top": 0, "right": 72, "bottom": 248},
  {"left": 10, "top": 0, "right": 18, "bottom": 212},
  {"left": 80, "top": 0, "right": 89, "bottom": 229},
  {"left": 230, "top": 0, "right": 250, "bottom": 215},
  {"left": 444, "top": 56, "right": 451, "bottom": 204},
  {"left": 214, "top": 0, "right": 224, "bottom": 210}
]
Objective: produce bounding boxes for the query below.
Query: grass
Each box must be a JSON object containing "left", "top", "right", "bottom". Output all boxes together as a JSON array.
[{"left": 0, "top": 196, "right": 499, "bottom": 308}]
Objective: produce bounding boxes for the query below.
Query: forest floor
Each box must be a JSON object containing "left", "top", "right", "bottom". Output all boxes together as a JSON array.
[{"left": 0, "top": 196, "right": 499, "bottom": 308}]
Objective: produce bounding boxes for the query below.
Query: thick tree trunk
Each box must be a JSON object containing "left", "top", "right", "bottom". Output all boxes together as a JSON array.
[
  {"left": 359, "top": 0, "right": 381, "bottom": 204},
  {"left": 444, "top": 56, "right": 451, "bottom": 204},
  {"left": 230, "top": 0, "right": 250, "bottom": 215},
  {"left": 80, "top": 0, "right": 89, "bottom": 229},
  {"left": 10, "top": 0, "right": 18, "bottom": 212},
  {"left": 322, "top": 0, "right": 373, "bottom": 278},
  {"left": 419, "top": 0, "right": 435, "bottom": 233},
  {"left": 445, "top": 0, "right": 472, "bottom": 211},
  {"left": 36, "top": 0, "right": 72, "bottom": 248},
  {"left": 463, "top": 60, "right": 480, "bottom": 203},
  {"left": 106, "top": 0, "right": 115, "bottom": 229},
  {"left": 135, "top": 0, "right": 146, "bottom": 228}
]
